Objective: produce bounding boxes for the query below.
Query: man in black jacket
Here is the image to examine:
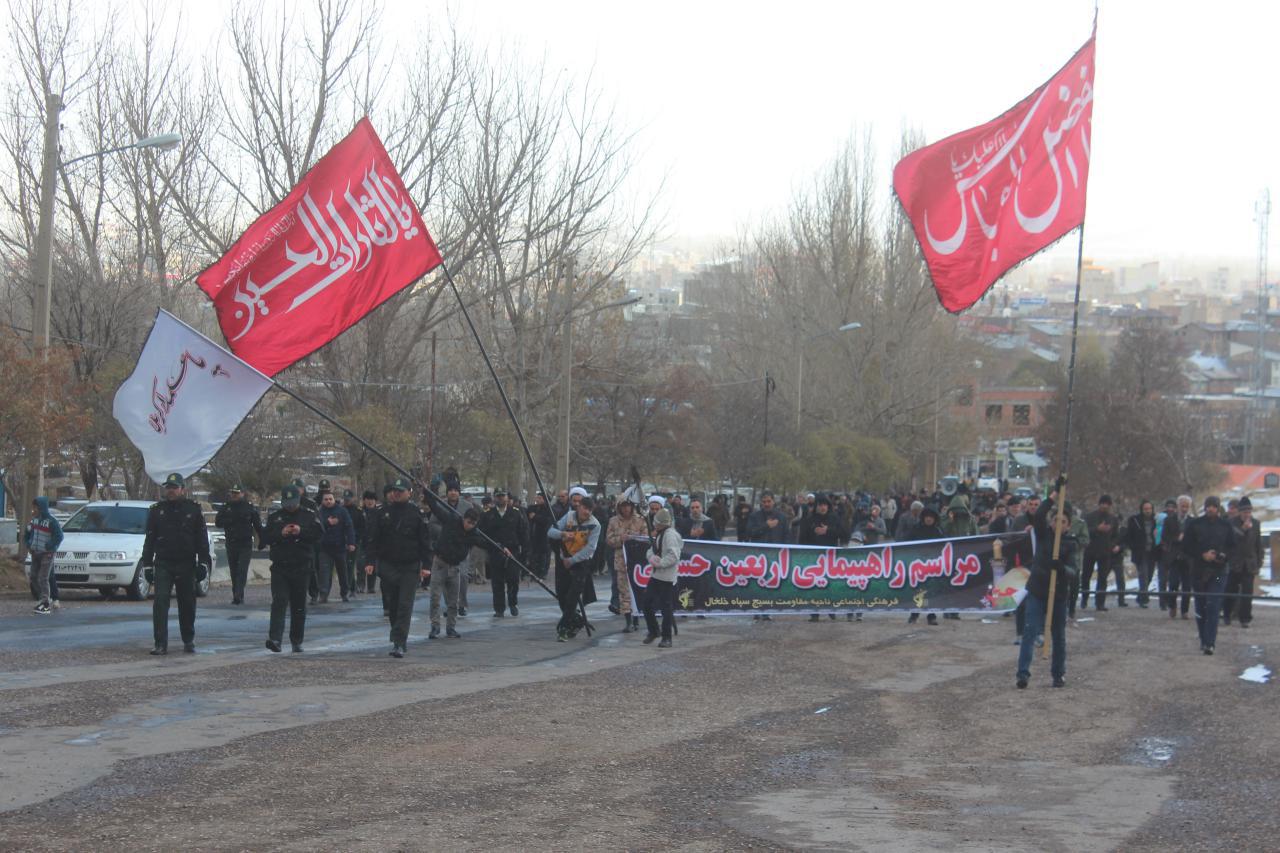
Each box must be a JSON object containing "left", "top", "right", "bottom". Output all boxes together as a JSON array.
[
  {"left": 261, "top": 485, "right": 323, "bottom": 652},
  {"left": 140, "top": 473, "right": 212, "bottom": 655},
  {"left": 1016, "top": 491, "right": 1078, "bottom": 689},
  {"left": 1182, "top": 495, "right": 1236, "bottom": 655},
  {"left": 1224, "top": 496, "right": 1263, "bottom": 628},
  {"left": 215, "top": 484, "right": 263, "bottom": 605},
  {"left": 359, "top": 490, "right": 380, "bottom": 594},
  {"left": 364, "top": 478, "right": 433, "bottom": 658},
  {"left": 429, "top": 508, "right": 481, "bottom": 639},
  {"left": 1081, "top": 495, "right": 1120, "bottom": 610},
  {"left": 1160, "top": 495, "right": 1194, "bottom": 618},
  {"left": 526, "top": 492, "right": 554, "bottom": 579},
  {"left": 482, "top": 489, "right": 529, "bottom": 618}
]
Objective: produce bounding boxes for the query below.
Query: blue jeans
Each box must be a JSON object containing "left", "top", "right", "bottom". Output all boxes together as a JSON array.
[
  {"left": 1017, "top": 589, "right": 1067, "bottom": 680},
  {"left": 1193, "top": 569, "right": 1228, "bottom": 648}
]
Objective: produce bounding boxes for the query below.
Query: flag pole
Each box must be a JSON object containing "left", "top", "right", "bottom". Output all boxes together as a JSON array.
[
  {"left": 1042, "top": 222, "right": 1087, "bottom": 657},
  {"left": 269, "top": 379, "right": 563, "bottom": 604},
  {"left": 437, "top": 261, "right": 595, "bottom": 635}
]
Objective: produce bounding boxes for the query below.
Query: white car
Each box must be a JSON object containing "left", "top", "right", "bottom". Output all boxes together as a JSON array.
[{"left": 23, "top": 500, "right": 214, "bottom": 601}]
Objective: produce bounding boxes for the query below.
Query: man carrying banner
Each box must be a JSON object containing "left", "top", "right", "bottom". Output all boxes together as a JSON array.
[
  {"left": 642, "top": 509, "right": 683, "bottom": 649},
  {"left": 548, "top": 496, "right": 600, "bottom": 641},
  {"left": 365, "top": 477, "right": 432, "bottom": 658},
  {"left": 140, "top": 473, "right": 212, "bottom": 656},
  {"left": 261, "top": 485, "right": 323, "bottom": 652},
  {"left": 1017, "top": 488, "right": 1078, "bottom": 689}
]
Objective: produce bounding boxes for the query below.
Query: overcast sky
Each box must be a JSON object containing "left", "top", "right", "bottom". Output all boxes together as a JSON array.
[
  {"left": 422, "top": 0, "right": 1277, "bottom": 269},
  {"left": 171, "top": 0, "right": 1278, "bottom": 270}
]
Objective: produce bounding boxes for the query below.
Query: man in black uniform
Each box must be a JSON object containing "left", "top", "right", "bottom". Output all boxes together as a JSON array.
[
  {"left": 140, "top": 473, "right": 211, "bottom": 655},
  {"left": 360, "top": 490, "right": 380, "bottom": 593},
  {"left": 343, "top": 489, "right": 365, "bottom": 595},
  {"left": 261, "top": 485, "right": 323, "bottom": 652},
  {"left": 364, "top": 477, "right": 432, "bottom": 658},
  {"left": 526, "top": 492, "right": 554, "bottom": 579},
  {"left": 215, "top": 484, "right": 263, "bottom": 605},
  {"left": 293, "top": 478, "right": 323, "bottom": 604},
  {"left": 481, "top": 489, "right": 529, "bottom": 617}
]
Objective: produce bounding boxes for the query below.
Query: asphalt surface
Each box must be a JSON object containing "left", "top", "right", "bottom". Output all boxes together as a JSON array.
[{"left": 0, "top": 574, "right": 1277, "bottom": 851}]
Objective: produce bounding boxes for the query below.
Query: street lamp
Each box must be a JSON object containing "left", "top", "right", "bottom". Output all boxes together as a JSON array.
[
  {"left": 28, "top": 90, "right": 181, "bottom": 502},
  {"left": 796, "top": 321, "right": 862, "bottom": 432}
]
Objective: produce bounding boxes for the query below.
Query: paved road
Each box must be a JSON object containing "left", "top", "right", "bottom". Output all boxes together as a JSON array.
[{"left": 1, "top": 576, "right": 1278, "bottom": 851}]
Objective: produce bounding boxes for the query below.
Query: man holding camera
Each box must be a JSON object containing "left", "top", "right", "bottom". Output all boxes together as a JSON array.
[
  {"left": 1182, "top": 495, "right": 1236, "bottom": 655},
  {"left": 140, "top": 473, "right": 211, "bottom": 655}
]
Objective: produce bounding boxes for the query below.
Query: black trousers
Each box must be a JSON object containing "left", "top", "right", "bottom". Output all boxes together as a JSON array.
[
  {"left": 318, "top": 546, "right": 349, "bottom": 597},
  {"left": 643, "top": 578, "right": 675, "bottom": 640},
  {"left": 381, "top": 561, "right": 419, "bottom": 646},
  {"left": 307, "top": 543, "right": 321, "bottom": 598},
  {"left": 528, "top": 545, "right": 550, "bottom": 579},
  {"left": 1095, "top": 553, "right": 1126, "bottom": 607},
  {"left": 555, "top": 561, "right": 590, "bottom": 634},
  {"left": 1166, "top": 558, "right": 1193, "bottom": 614},
  {"left": 490, "top": 552, "right": 520, "bottom": 614},
  {"left": 226, "top": 540, "right": 253, "bottom": 602},
  {"left": 153, "top": 560, "right": 197, "bottom": 647},
  {"left": 1223, "top": 571, "right": 1255, "bottom": 624},
  {"left": 268, "top": 566, "right": 309, "bottom": 645},
  {"left": 1080, "top": 553, "right": 1109, "bottom": 606}
]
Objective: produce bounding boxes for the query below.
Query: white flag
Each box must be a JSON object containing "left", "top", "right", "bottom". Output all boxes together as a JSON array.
[{"left": 113, "top": 310, "right": 273, "bottom": 484}]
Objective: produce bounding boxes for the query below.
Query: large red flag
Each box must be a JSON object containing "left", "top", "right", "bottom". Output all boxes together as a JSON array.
[
  {"left": 893, "top": 35, "right": 1095, "bottom": 313},
  {"left": 196, "top": 118, "right": 442, "bottom": 376}
]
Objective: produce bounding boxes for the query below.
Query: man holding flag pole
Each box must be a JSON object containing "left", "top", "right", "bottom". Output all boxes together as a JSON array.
[{"left": 893, "top": 25, "right": 1095, "bottom": 686}]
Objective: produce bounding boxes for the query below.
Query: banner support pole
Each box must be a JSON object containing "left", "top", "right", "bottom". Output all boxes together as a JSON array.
[
  {"left": 436, "top": 261, "right": 594, "bottom": 635},
  {"left": 1043, "top": 222, "right": 1087, "bottom": 657},
  {"left": 269, "top": 378, "right": 563, "bottom": 604}
]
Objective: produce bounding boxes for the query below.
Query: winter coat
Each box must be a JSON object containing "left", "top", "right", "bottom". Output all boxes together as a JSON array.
[
  {"left": 261, "top": 507, "right": 323, "bottom": 570},
  {"left": 1229, "top": 515, "right": 1264, "bottom": 575},
  {"left": 746, "top": 508, "right": 790, "bottom": 543},
  {"left": 481, "top": 505, "right": 529, "bottom": 557},
  {"left": 646, "top": 527, "right": 684, "bottom": 584},
  {"left": 434, "top": 515, "right": 480, "bottom": 567},
  {"left": 24, "top": 496, "right": 64, "bottom": 554},
  {"left": 1026, "top": 498, "right": 1079, "bottom": 600},
  {"left": 318, "top": 504, "right": 356, "bottom": 551},
  {"left": 607, "top": 512, "right": 650, "bottom": 573},
  {"left": 942, "top": 496, "right": 977, "bottom": 537},
  {"left": 141, "top": 498, "right": 211, "bottom": 567},
  {"left": 1182, "top": 514, "right": 1236, "bottom": 580},
  {"left": 548, "top": 510, "right": 600, "bottom": 567},
  {"left": 1084, "top": 508, "right": 1119, "bottom": 557},
  {"left": 1125, "top": 514, "right": 1158, "bottom": 562},
  {"left": 677, "top": 512, "right": 721, "bottom": 542},
  {"left": 215, "top": 499, "right": 263, "bottom": 546},
  {"left": 366, "top": 501, "right": 432, "bottom": 566},
  {"left": 798, "top": 511, "right": 847, "bottom": 546}
]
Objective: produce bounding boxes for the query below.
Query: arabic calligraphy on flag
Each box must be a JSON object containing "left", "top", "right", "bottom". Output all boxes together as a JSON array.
[
  {"left": 112, "top": 310, "right": 273, "bottom": 484},
  {"left": 893, "top": 34, "right": 1095, "bottom": 313},
  {"left": 197, "top": 118, "right": 443, "bottom": 376}
]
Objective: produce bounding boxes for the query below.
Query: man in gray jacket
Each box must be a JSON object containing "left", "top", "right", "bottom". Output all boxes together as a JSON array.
[{"left": 642, "top": 509, "right": 683, "bottom": 648}]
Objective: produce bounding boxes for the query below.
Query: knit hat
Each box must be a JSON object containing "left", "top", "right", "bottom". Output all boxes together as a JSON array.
[
  {"left": 654, "top": 509, "right": 673, "bottom": 528},
  {"left": 1239, "top": 496, "right": 1253, "bottom": 510},
  {"left": 363, "top": 489, "right": 378, "bottom": 500}
]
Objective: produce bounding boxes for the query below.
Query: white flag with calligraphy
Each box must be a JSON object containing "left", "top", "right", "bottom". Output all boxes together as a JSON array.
[{"left": 112, "top": 310, "right": 273, "bottom": 484}]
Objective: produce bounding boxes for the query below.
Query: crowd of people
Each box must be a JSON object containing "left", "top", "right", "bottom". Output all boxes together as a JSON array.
[{"left": 22, "top": 469, "right": 1268, "bottom": 686}]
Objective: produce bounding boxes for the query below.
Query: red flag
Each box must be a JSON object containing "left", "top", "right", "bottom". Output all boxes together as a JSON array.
[
  {"left": 893, "top": 35, "right": 1095, "bottom": 313},
  {"left": 196, "top": 118, "right": 442, "bottom": 376}
]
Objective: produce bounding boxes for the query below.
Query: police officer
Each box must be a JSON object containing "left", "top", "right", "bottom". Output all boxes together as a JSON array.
[
  {"left": 359, "top": 489, "right": 380, "bottom": 594},
  {"left": 481, "top": 489, "right": 529, "bottom": 617},
  {"left": 365, "top": 477, "right": 432, "bottom": 658},
  {"left": 261, "top": 485, "right": 323, "bottom": 653},
  {"left": 140, "top": 473, "right": 211, "bottom": 655},
  {"left": 215, "top": 484, "right": 263, "bottom": 605}
]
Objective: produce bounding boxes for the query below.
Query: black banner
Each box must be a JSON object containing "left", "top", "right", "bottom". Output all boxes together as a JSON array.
[{"left": 623, "top": 534, "right": 1030, "bottom": 616}]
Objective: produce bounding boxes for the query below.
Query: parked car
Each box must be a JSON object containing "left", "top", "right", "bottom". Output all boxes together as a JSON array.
[{"left": 22, "top": 500, "right": 213, "bottom": 601}]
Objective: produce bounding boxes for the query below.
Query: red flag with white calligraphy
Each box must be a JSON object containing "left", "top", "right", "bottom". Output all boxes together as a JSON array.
[
  {"left": 893, "top": 35, "right": 1095, "bottom": 313},
  {"left": 196, "top": 118, "right": 442, "bottom": 376}
]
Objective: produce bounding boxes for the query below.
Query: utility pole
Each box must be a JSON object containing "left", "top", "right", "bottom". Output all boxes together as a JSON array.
[
  {"left": 24, "top": 92, "right": 62, "bottom": 524},
  {"left": 1246, "top": 190, "right": 1270, "bottom": 464},
  {"left": 556, "top": 259, "right": 575, "bottom": 490},
  {"left": 763, "top": 372, "right": 774, "bottom": 446},
  {"left": 425, "top": 331, "right": 437, "bottom": 482}
]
